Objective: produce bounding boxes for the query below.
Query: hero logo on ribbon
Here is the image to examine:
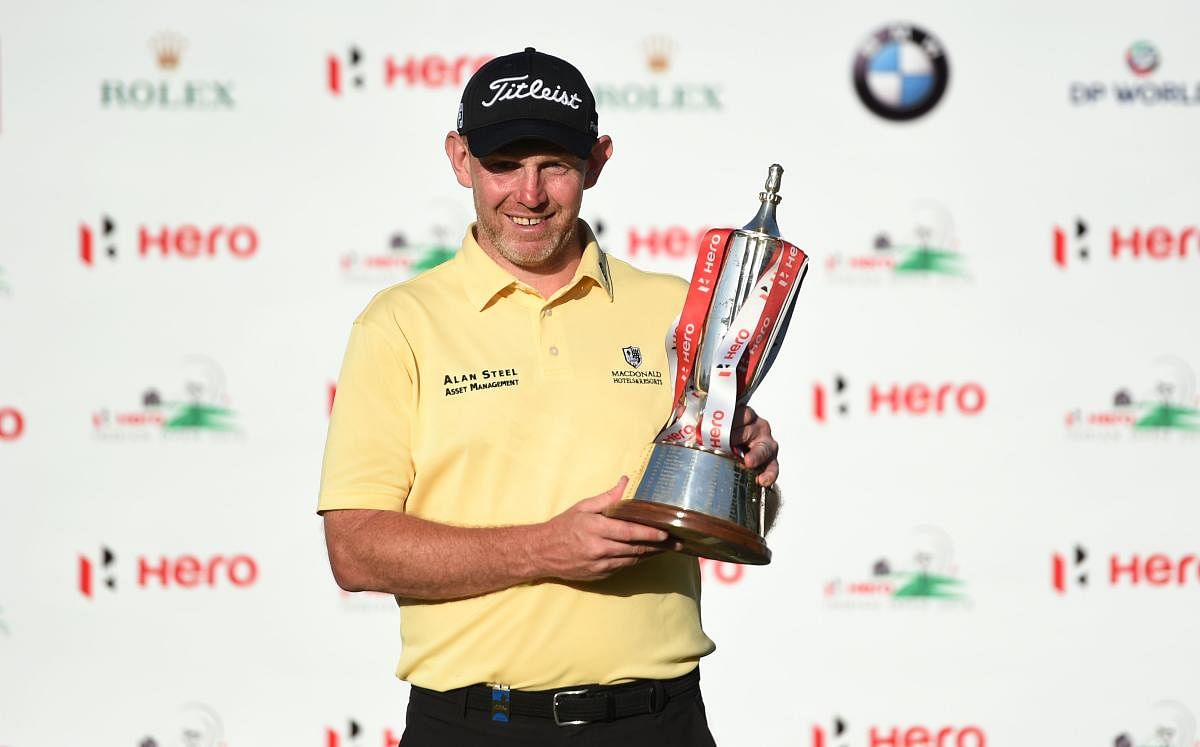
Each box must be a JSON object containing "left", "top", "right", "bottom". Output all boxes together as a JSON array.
[{"left": 481, "top": 75, "right": 583, "bottom": 109}]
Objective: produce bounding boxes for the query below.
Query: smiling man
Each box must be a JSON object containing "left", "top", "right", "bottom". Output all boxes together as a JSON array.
[{"left": 318, "top": 47, "right": 778, "bottom": 746}]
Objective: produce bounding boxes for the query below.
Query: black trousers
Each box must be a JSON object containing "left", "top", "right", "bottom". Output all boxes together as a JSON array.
[{"left": 400, "top": 671, "right": 718, "bottom": 747}]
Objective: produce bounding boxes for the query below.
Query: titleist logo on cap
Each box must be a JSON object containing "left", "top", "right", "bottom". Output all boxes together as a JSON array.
[{"left": 481, "top": 75, "right": 583, "bottom": 109}]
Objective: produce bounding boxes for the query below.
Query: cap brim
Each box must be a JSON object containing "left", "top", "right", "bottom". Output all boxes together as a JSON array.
[{"left": 465, "top": 119, "right": 595, "bottom": 160}]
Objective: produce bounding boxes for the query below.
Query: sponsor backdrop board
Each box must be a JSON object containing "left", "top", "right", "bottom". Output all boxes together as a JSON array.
[{"left": 1, "top": 1, "right": 1199, "bottom": 745}]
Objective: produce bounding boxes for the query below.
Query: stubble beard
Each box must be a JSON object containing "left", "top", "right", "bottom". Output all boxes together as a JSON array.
[{"left": 476, "top": 207, "right": 580, "bottom": 272}]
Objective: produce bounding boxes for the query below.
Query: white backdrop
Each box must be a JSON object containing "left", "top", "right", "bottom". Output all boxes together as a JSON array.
[{"left": 2, "top": 1, "right": 1199, "bottom": 745}]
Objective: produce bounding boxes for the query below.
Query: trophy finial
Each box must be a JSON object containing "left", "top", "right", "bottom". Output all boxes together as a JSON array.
[
  {"left": 762, "top": 164, "right": 783, "bottom": 203},
  {"left": 744, "top": 163, "right": 783, "bottom": 236}
]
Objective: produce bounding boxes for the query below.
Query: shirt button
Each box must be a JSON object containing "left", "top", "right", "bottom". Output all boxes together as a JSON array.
[
  {"left": 543, "top": 308, "right": 553, "bottom": 317},
  {"left": 549, "top": 346, "right": 559, "bottom": 356}
]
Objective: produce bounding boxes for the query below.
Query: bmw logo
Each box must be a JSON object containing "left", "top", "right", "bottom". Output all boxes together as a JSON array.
[{"left": 853, "top": 23, "right": 949, "bottom": 122}]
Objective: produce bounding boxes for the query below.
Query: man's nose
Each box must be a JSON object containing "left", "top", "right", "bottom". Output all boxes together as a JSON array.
[{"left": 515, "top": 166, "right": 547, "bottom": 207}]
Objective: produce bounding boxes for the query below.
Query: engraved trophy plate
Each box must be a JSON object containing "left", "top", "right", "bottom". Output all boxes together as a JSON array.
[{"left": 606, "top": 165, "right": 808, "bottom": 565}]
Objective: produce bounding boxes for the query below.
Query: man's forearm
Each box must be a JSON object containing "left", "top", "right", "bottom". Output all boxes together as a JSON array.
[{"left": 324, "top": 509, "right": 544, "bottom": 600}]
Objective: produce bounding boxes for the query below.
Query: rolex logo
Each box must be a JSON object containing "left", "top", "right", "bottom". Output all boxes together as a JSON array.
[
  {"left": 149, "top": 32, "right": 186, "bottom": 71},
  {"left": 643, "top": 36, "right": 674, "bottom": 74}
]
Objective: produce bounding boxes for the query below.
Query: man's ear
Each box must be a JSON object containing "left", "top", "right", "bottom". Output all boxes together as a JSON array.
[
  {"left": 445, "top": 131, "right": 473, "bottom": 188},
  {"left": 582, "top": 135, "right": 613, "bottom": 190}
]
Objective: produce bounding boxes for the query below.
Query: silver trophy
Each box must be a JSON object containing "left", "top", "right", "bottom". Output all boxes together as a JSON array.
[{"left": 606, "top": 165, "right": 808, "bottom": 565}]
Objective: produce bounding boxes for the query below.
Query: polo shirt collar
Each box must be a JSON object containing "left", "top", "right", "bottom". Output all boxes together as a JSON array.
[{"left": 458, "top": 221, "right": 614, "bottom": 311}]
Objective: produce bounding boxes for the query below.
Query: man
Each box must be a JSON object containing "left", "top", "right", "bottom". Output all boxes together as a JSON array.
[{"left": 318, "top": 47, "right": 779, "bottom": 746}]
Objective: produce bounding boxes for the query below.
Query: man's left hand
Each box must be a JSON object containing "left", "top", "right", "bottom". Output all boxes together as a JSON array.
[{"left": 731, "top": 405, "right": 779, "bottom": 487}]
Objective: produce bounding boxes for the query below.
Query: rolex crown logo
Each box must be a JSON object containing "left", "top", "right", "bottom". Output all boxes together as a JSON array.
[
  {"left": 643, "top": 35, "right": 674, "bottom": 74},
  {"left": 149, "top": 32, "right": 186, "bottom": 70}
]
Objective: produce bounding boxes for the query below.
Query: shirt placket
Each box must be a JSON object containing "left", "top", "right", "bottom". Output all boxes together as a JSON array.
[{"left": 538, "top": 299, "right": 571, "bottom": 379}]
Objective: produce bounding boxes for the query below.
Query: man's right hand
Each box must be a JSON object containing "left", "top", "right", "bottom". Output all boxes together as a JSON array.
[{"left": 532, "top": 476, "right": 678, "bottom": 582}]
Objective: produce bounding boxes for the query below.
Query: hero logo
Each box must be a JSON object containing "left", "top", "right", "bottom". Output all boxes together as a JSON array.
[
  {"left": 324, "top": 719, "right": 400, "bottom": 747},
  {"left": 1053, "top": 543, "right": 1200, "bottom": 594},
  {"left": 326, "top": 46, "right": 491, "bottom": 95},
  {"left": 0, "top": 406, "right": 24, "bottom": 441},
  {"left": 812, "top": 374, "right": 986, "bottom": 422},
  {"left": 625, "top": 225, "right": 712, "bottom": 260},
  {"left": 1054, "top": 218, "right": 1200, "bottom": 268},
  {"left": 78, "top": 545, "right": 258, "bottom": 598},
  {"left": 812, "top": 716, "right": 986, "bottom": 747},
  {"left": 79, "top": 214, "right": 259, "bottom": 265}
]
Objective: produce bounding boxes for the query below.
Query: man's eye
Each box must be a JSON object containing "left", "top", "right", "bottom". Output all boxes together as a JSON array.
[{"left": 482, "top": 160, "right": 518, "bottom": 172}]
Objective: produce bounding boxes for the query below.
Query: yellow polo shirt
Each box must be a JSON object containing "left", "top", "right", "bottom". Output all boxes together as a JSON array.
[{"left": 318, "top": 222, "right": 715, "bottom": 690}]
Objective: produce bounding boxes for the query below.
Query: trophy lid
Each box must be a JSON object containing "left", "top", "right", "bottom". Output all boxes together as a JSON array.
[{"left": 741, "top": 164, "right": 783, "bottom": 238}]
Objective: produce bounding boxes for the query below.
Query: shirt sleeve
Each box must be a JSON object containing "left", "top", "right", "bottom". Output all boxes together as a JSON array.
[{"left": 317, "top": 317, "right": 418, "bottom": 513}]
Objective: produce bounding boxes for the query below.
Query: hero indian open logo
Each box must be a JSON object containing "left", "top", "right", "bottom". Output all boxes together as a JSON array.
[
  {"left": 339, "top": 210, "right": 464, "bottom": 281},
  {"left": 823, "top": 526, "right": 969, "bottom": 609},
  {"left": 812, "top": 715, "right": 986, "bottom": 747},
  {"left": 92, "top": 357, "right": 239, "bottom": 440},
  {"left": 812, "top": 374, "right": 986, "bottom": 422},
  {"left": 78, "top": 545, "right": 258, "bottom": 598},
  {"left": 79, "top": 214, "right": 259, "bottom": 265},
  {"left": 1053, "top": 543, "right": 1200, "bottom": 594},
  {"left": 139, "top": 703, "right": 228, "bottom": 747},
  {"left": 1111, "top": 701, "right": 1199, "bottom": 747},
  {"left": 594, "top": 36, "right": 722, "bottom": 112},
  {"left": 101, "top": 32, "right": 235, "bottom": 110},
  {"left": 326, "top": 46, "right": 491, "bottom": 95},
  {"left": 1053, "top": 217, "right": 1200, "bottom": 268},
  {"left": 1070, "top": 42, "right": 1200, "bottom": 106},
  {"left": 1064, "top": 356, "right": 1200, "bottom": 439},
  {"left": 824, "top": 202, "right": 969, "bottom": 282}
]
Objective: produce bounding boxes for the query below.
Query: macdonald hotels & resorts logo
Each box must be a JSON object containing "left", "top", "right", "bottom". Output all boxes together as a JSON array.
[
  {"left": 1053, "top": 217, "right": 1200, "bottom": 268},
  {"left": 824, "top": 526, "right": 969, "bottom": 609},
  {"left": 1064, "top": 357, "right": 1200, "bottom": 439},
  {"left": 326, "top": 47, "right": 491, "bottom": 95},
  {"left": 79, "top": 545, "right": 259, "bottom": 597},
  {"left": 812, "top": 374, "right": 986, "bottom": 422},
  {"left": 811, "top": 715, "right": 986, "bottom": 747},
  {"left": 101, "top": 32, "right": 235, "bottom": 110},
  {"left": 79, "top": 214, "right": 260, "bottom": 265},
  {"left": 91, "top": 357, "right": 239, "bottom": 440},
  {"left": 1053, "top": 543, "right": 1200, "bottom": 594},
  {"left": 594, "top": 36, "right": 722, "bottom": 112},
  {"left": 824, "top": 202, "right": 969, "bottom": 282}
]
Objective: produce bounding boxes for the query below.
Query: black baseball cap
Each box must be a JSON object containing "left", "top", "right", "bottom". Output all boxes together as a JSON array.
[{"left": 457, "top": 47, "right": 598, "bottom": 160}]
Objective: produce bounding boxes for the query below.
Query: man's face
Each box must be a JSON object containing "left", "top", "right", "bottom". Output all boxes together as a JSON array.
[{"left": 446, "top": 135, "right": 612, "bottom": 271}]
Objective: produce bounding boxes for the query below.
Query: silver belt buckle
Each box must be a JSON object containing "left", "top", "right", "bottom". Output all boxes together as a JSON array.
[{"left": 552, "top": 688, "right": 590, "bottom": 726}]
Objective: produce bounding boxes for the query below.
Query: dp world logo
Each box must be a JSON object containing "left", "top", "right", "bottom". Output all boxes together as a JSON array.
[
  {"left": 1126, "top": 41, "right": 1161, "bottom": 77},
  {"left": 853, "top": 23, "right": 949, "bottom": 122}
]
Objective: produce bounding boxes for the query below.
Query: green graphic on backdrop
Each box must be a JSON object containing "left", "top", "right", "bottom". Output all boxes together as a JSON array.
[
  {"left": 163, "top": 401, "right": 237, "bottom": 431},
  {"left": 893, "top": 244, "right": 966, "bottom": 276}
]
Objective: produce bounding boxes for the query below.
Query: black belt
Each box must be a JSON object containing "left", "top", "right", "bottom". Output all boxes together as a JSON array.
[{"left": 419, "top": 668, "right": 701, "bottom": 726}]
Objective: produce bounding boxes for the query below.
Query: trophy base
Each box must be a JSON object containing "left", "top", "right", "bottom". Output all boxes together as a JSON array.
[
  {"left": 606, "top": 499, "right": 771, "bottom": 565},
  {"left": 604, "top": 442, "right": 773, "bottom": 566}
]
